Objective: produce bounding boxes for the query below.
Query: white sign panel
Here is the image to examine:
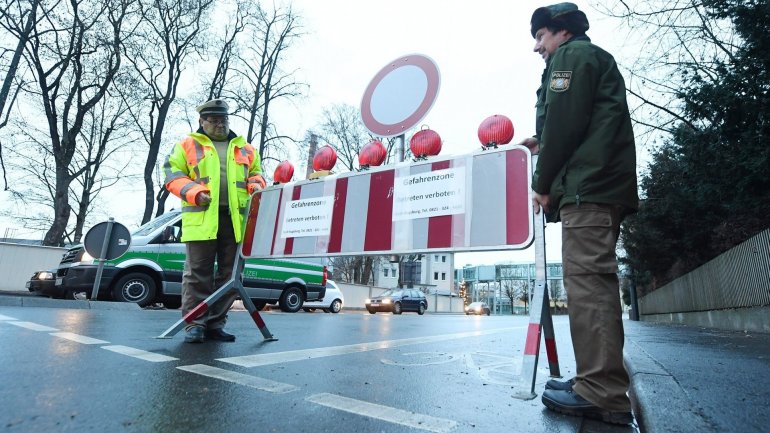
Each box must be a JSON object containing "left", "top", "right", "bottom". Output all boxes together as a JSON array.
[
  {"left": 392, "top": 167, "right": 466, "bottom": 221},
  {"left": 281, "top": 197, "right": 333, "bottom": 238}
]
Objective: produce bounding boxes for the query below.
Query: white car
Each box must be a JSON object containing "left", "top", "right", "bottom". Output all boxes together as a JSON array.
[{"left": 302, "top": 280, "right": 344, "bottom": 313}]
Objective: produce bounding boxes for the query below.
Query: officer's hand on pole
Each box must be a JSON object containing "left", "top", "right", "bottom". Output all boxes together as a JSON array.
[
  {"left": 532, "top": 191, "right": 550, "bottom": 215},
  {"left": 196, "top": 191, "right": 212, "bottom": 206}
]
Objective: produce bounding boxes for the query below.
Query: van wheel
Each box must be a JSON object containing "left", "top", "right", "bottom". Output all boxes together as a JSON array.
[
  {"left": 279, "top": 286, "right": 304, "bottom": 313},
  {"left": 112, "top": 272, "right": 156, "bottom": 307}
]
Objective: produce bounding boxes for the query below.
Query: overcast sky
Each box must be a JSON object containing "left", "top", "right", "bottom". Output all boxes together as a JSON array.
[
  {"left": 1, "top": 0, "right": 639, "bottom": 267},
  {"left": 277, "top": 0, "right": 632, "bottom": 267}
]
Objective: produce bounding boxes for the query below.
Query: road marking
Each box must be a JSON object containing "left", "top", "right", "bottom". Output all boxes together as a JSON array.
[
  {"left": 307, "top": 393, "right": 458, "bottom": 433},
  {"left": 177, "top": 364, "right": 298, "bottom": 393},
  {"left": 7, "top": 321, "right": 59, "bottom": 332},
  {"left": 219, "top": 327, "right": 524, "bottom": 368},
  {"left": 50, "top": 332, "right": 109, "bottom": 345},
  {"left": 102, "top": 345, "right": 178, "bottom": 362},
  {"left": 0, "top": 314, "right": 17, "bottom": 321}
]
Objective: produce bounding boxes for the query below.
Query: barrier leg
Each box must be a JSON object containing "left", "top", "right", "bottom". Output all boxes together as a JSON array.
[
  {"left": 156, "top": 249, "right": 277, "bottom": 341},
  {"left": 513, "top": 171, "right": 561, "bottom": 399}
]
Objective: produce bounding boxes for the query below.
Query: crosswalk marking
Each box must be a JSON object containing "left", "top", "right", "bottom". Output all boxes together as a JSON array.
[
  {"left": 177, "top": 364, "right": 298, "bottom": 393},
  {"left": 102, "top": 345, "right": 178, "bottom": 362},
  {"left": 7, "top": 321, "right": 59, "bottom": 332},
  {"left": 50, "top": 332, "right": 109, "bottom": 345},
  {"left": 307, "top": 393, "right": 458, "bottom": 433},
  {"left": 219, "top": 326, "right": 525, "bottom": 368}
]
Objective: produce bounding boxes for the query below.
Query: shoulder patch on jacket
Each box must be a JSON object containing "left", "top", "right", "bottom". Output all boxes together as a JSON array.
[{"left": 549, "top": 71, "right": 572, "bottom": 92}]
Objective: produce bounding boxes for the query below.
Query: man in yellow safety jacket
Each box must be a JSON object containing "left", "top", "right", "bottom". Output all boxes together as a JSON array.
[{"left": 164, "top": 98, "right": 266, "bottom": 343}]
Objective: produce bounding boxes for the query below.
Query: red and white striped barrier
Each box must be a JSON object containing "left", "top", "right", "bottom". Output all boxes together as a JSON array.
[{"left": 241, "top": 146, "right": 533, "bottom": 259}]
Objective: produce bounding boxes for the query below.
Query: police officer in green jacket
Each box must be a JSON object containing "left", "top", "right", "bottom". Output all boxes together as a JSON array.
[
  {"left": 520, "top": 3, "right": 638, "bottom": 425},
  {"left": 165, "top": 99, "right": 266, "bottom": 343}
]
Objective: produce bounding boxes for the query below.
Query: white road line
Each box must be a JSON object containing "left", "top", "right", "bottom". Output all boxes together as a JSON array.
[
  {"left": 177, "top": 364, "right": 298, "bottom": 394},
  {"left": 7, "top": 321, "right": 59, "bottom": 332},
  {"left": 102, "top": 345, "right": 178, "bottom": 362},
  {"left": 219, "top": 326, "right": 524, "bottom": 368},
  {"left": 0, "top": 314, "right": 17, "bottom": 321},
  {"left": 50, "top": 332, "right": 109, "bottom": 345},
  {"left": 307, "top": 393, "right": 458, "bottom": 433}
]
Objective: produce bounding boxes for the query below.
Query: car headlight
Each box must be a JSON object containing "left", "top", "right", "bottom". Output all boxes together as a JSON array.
[
  {"left": 80, "top": 251, "right": 94, "bottom": 263},
  {"left": 365, "top": 299, "right": 371, "bottom": 304},
  {"left": 382, "top": 298, "right": 391, "bottom": 304},
  {"left": 38, "top": 271, "right": 54, "bottom": 280}
]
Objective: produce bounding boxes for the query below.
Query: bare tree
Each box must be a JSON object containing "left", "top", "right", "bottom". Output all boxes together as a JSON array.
[
  {"left": 224, "top": 3, "right": 304, "bottom": 171},
  {"left": 329, "top": 255, "right": 375, "bottom": 285},
  {"left": 19, "top": 0, "right": 130, "bottom": 246},
  {"left": 68, "top": 94, "right": 137, "bottom": 243},
  {"left": 592, "top": 0, "right": 739, "bottom": 145},
  {"left": 121, "top": 0, "right": 213, "bottom": 223},
  {"left": 0, "top": 0, "right": 39, "bottom": 191}
]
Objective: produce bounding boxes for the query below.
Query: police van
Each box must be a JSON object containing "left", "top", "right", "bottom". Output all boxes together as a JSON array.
[{"left": 51, "top": 210, "right": 327, "bottom": 311}]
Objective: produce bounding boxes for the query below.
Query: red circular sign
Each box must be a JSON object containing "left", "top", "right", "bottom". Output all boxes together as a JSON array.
[{"left": 360, "top": 54, "right": 440, "bottom": 138}]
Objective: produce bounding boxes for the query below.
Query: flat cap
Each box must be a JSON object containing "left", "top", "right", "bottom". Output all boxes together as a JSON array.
[
  {"left": 531, "top": 2, "right": 589, "bottom": 38},
  {"left": 196, "top": 98, "right": 229, "bottom": 116}
]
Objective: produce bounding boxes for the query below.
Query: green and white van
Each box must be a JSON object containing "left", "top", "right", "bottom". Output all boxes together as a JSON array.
[{"left": 52, "top": 210, "right": 327, "bottom": 311}]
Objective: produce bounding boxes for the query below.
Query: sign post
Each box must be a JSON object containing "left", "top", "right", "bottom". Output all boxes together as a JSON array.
[{"left": 83, "top": 218, "right": 130, "bottom": 301}]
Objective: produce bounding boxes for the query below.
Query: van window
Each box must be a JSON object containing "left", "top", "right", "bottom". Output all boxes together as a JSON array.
[{"left": 133, "top": 211, "right": 179, "bottom": 236}]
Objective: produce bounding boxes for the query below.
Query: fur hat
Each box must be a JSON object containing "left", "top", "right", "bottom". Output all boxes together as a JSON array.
[{"left": 531, "top": 3, "right": 589, "bottom": 38}]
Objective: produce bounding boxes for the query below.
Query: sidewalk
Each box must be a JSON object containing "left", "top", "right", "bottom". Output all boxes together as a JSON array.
[{"left": 623, "top": 320, "right": 770, "bottom": 433}]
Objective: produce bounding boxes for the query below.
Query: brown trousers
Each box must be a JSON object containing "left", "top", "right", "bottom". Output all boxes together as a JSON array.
[
  {"left": 560, "top": 203, "right": 631, "bottom": 412},
  {"left": 181, "top": 209, "right": 239, "bottom": 331}
]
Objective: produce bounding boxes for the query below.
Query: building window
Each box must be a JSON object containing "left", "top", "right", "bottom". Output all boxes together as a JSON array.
[
  {"left": 441, "top": 272, "right": 446, "bottom": 280},
  {"left": 434, "top": 272, "right": 438, "bottom": 280},
  {"left": 434, "top": 255, "right": 439, "bottom": 261},
  {"left": 384, "top": 268, "right": 389, "bottom": 277},
  {"left": 391, "top": 267, "right": 397, "bottom": 277},
  {"left": 442, "top": 255, "right": 446, "bottom": 263}
]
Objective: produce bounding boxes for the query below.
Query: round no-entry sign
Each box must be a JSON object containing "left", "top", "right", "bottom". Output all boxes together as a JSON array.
[{"left": 360, "top": 54, "right": 440, "bottom": 137}]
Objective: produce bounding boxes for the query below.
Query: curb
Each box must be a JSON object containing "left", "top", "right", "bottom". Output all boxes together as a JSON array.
[
  {"left": 0, "top": 295, "right": 141, "bottom": 311},
  {"left": 624, "top": 338, "right": 713, "bottom": 433}
]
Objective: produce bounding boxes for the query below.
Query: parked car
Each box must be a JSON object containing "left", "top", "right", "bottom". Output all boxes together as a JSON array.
[
  {"left": 26, "top": 270, "right": 58, "bottom": 298},
  {"left": 465, "top": 301, "right": 491, "bottom": 316},
  {"left": 302, "top": 280, "right": 344, "bottom": 313},
  {"left": 34, "top": 210, "right": 326, "bottom": 310},
  {"left": 365, "top": 289, "right": 427, "bottom": 315}
]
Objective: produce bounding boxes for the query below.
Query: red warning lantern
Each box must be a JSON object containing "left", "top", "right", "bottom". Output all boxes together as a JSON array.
[
  {"left": 358, "top": 139, "right": 387, "bottom": 167},
  {"left": 273, "top": 160, "right": 294, "bottom": 184},
  {"left": 312, "top": 145, "right": 337, "bottom": 171},
  {"left": 409, "top": 127, "right": 442, "bottom": 158},
  {"left": 478, "top": 115, "right": 514, "bottom": 148}
]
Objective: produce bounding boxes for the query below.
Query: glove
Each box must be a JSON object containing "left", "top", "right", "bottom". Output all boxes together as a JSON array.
[{"left": 196, "top": 191, "right": 211, "bottom": 206}]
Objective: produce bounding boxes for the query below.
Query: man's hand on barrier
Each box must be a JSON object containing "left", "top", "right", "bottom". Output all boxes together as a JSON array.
[{"left": 532, "top": 191, "right": 550, "bottom": 215}]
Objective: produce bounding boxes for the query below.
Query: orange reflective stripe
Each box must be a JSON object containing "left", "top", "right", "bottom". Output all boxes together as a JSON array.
[
  {"left": 234, "top": 145, "right": 253, "bottom": 165},
  {"left": 181, "top": 137, "right": 204, "bottom": 165}
]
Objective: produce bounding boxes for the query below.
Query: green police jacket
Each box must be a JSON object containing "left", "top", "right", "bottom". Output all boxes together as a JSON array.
[
  {"left": 532, "top": 35, "right": 638, "bottom": 222},
  {"left": 164, "top": 130, "right": 263, "bottom": 243}
]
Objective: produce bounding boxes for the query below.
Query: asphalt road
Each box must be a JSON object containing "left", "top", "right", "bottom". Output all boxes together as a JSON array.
[{"left": 0, "top": 305, "right": 639, "bottom": 433}]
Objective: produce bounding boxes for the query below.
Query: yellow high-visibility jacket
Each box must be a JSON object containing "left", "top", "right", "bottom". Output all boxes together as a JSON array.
[{"left": 164, "top": 131, "right": 263, "bottom": 242}]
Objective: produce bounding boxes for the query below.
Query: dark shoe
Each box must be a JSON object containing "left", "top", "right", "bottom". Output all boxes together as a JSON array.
[
  {"left": 205, "top": 328, "right": 236, "bottom": 342},
  {"left": 184, "top": 327, "right": 205, "bottom": 344},
  {"left": 542, "top": 389, "right": 633, "bottom": 425},
  {"left": 545, "top": 377, "right": 575, "bottom": 391}
]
